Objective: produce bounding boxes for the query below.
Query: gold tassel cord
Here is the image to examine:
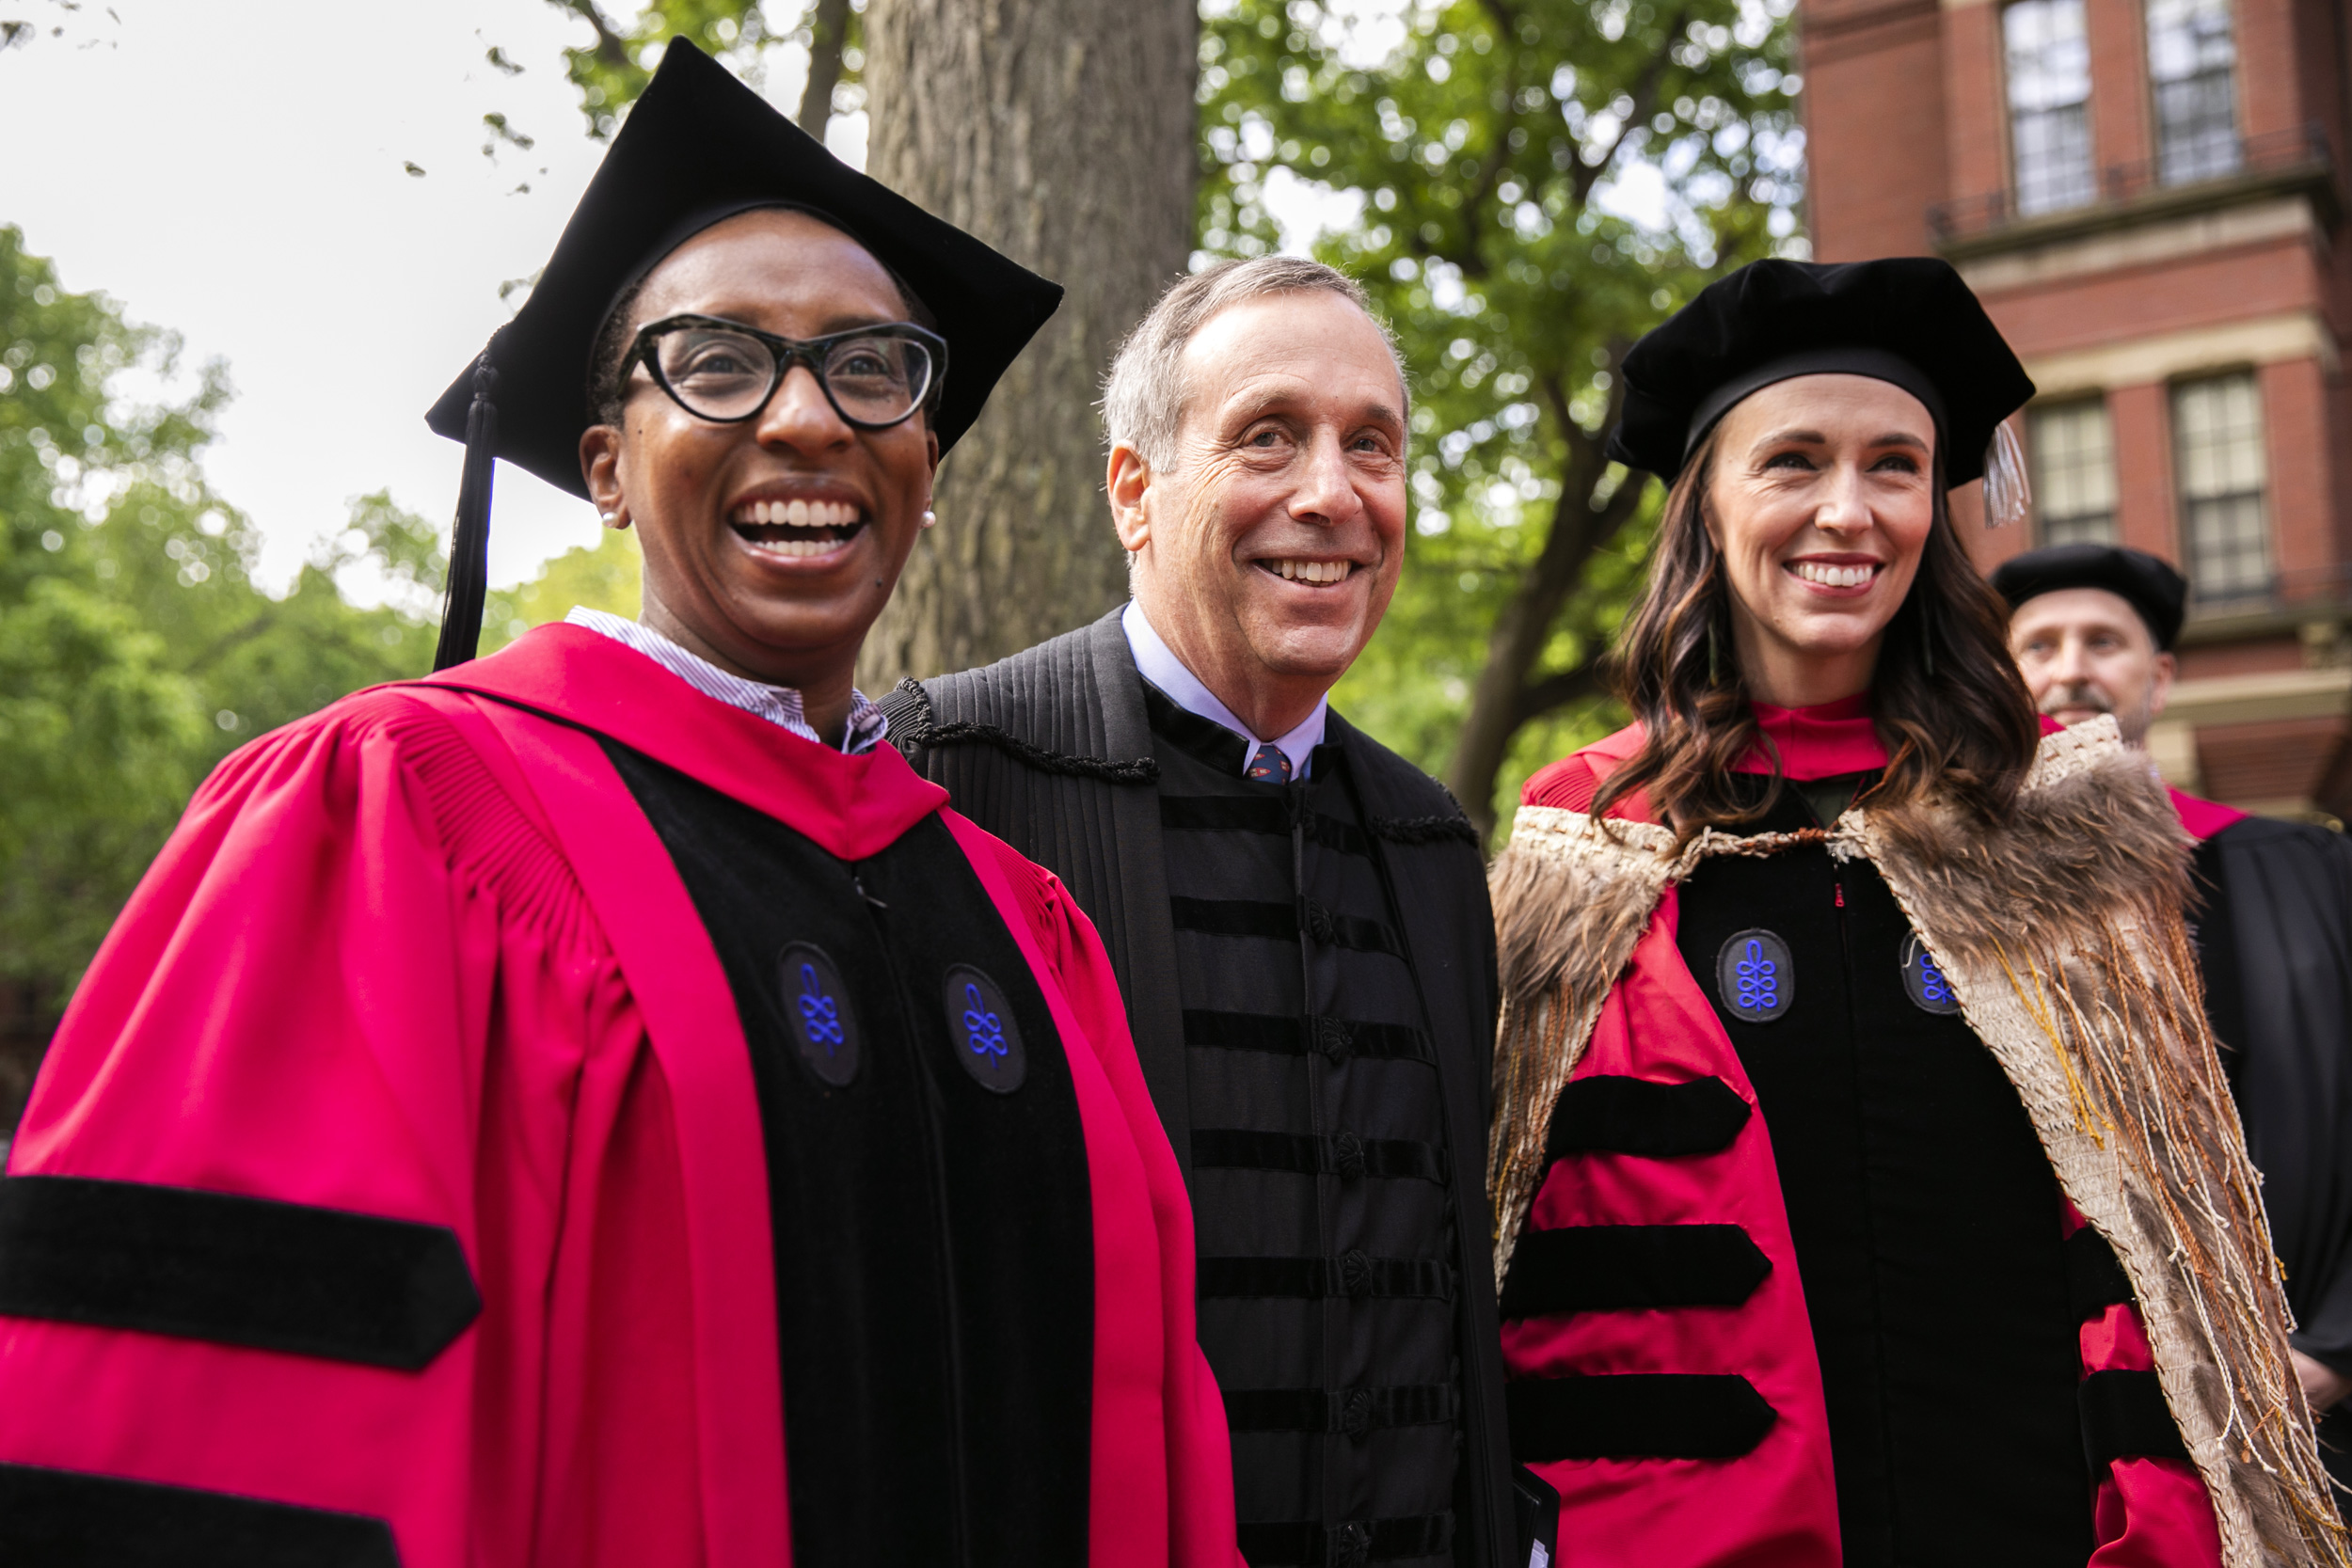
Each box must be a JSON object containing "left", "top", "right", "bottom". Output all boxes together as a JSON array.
[{"left": 1994, "top": 940, "right": 2106, "bottom": 1146}]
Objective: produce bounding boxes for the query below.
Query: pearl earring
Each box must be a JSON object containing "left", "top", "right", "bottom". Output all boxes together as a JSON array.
[
  {"left": 598, "top": 511, "right": 620, "bottom": 526},
  {"left": 920, "top": 508, "right": 938, "bottom": 529}
]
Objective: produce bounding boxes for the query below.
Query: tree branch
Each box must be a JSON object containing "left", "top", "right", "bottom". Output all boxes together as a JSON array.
[
  {"left": 1445, "top": 356, "right": 1642, "bottom": 835},
  {"left": 1432, "top": 12, "right": 1525, "bottom": 279},
  {"left": 797, "top": 0, "right": 851, "bottom": 134},
  {"left": 1510, "top": 659, "right": 1604, "bottom": 727},
  {"left": 182, "top": 608, "right": 279, "bottom": 676},
  {"left": 1569, "top": 2, "right": 1694, "bottom": 208},
  {"left": 553, "top": 0, "right": 631, "bottom": 69}
]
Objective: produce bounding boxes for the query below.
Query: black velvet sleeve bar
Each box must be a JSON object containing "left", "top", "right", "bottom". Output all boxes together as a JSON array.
[
  {"left": 0, "top": 1175, "right": 480, "bottom": 1371},
  {"left": 0, "top": 1462, "right": 401, "bottom": 1567},
  {"left": 1545, "top": 1074, "right": 1753, "bottom": 1161},
  {"left": 2077, "top": 1370, "right": 2191, "bottom": 1468},
  {"left": 1505, "top": 1373, "right": 1779, "bottom": 1461},
  {"left": 2064, "top": 1227, "right": 2137, "bottom": 1322},
  {"left": 1500, "top": 1224, "right": 1772, "bottom": 1319}
]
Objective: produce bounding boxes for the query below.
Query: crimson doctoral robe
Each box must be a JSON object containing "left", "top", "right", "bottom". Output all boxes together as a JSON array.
[{"left": 0, "top": 625, "right": 1238, "bottom": 1568}]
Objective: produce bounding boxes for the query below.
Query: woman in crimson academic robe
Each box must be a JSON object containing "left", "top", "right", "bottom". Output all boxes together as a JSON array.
[
  {"left": 0, "top": 41, "right": 1239, "bottom": 1568},
  {"left": 1486, "top": 259, "right": 2345, "bottom": 1568}
]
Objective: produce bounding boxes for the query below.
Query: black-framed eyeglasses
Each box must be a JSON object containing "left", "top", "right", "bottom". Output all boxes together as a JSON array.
[{"left": 623, "top": 313, "right": 948, "bottom": 430}]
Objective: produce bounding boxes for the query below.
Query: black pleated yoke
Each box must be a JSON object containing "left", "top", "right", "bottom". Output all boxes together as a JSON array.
[
  {"left": 1669, "top": 776, "right": 2092, "bottom": 1567},
  {"left": 601, "top": 740, "right": 1094, "bottom": 1568},
  {"left": 1149, "top": 689, "right": 1463, "bottom": 1568}
]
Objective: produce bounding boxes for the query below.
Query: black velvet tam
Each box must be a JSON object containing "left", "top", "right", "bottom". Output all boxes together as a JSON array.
[
  {"left": 1606, "top": 258, "right": 2034, "bottom": 485},
  {"left": 1990, "top": 544, "right": 2190, "bottom": 651},
  {"left": 424, "top": 38, "right": 1062, "bottom": 498}
]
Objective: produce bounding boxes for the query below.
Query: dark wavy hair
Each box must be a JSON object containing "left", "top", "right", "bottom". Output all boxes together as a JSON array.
[{"left": 1592, "top": 424, "right": 2040, "bottom": 838}]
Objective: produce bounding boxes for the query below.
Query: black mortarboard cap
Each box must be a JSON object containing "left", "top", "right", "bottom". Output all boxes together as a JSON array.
[
  {"left": 422, "top": 40, "right": 1062, "bottom": 670},
  {"left": 1989, "top": 543, "right": 2189, "bottom": 651},
  {"left": 1606, "top": 258, "right": 2036, "bottom": 494}
]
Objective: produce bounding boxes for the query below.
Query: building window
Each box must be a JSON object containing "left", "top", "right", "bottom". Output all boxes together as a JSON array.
[
  {"left": 2029, "top": 400, "right": 2118, "bottom": 546},
  {"left": 2173, "top": 372, "right": 2272, "bottom": 603},
  {"left": 2005, "top": 0, "right": 2096, "bottom": 215},
  {"left": 2147, "top": 0, "right": 2240, "bottom": 185}
]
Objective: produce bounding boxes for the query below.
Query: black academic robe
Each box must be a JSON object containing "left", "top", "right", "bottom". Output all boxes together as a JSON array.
[
  {"left": 2183, "top": 794, "right": 2352, "bottom": 1486},
  {"left": 879, "top": 608, "right": 1518, "bottom": 1568}
]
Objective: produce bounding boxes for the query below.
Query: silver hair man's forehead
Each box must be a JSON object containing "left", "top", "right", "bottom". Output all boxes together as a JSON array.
[{"left": 1100, "top": 256, "right": 1409, "bottom": 471}]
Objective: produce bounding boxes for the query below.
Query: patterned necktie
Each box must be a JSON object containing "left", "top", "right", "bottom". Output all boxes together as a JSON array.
[{"left": 1246, "top": 742, "right": 1293, "bottom": 784}]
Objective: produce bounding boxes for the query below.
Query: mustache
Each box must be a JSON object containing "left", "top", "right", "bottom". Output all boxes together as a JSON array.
[{"left": 2040, "top": 682, "right": 2113, "bottom": 716}]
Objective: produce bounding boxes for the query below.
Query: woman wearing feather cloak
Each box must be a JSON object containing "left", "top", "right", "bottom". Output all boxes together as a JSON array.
[{"left": 1486, "top": 258, "right": 2347, "bottom": 1568}]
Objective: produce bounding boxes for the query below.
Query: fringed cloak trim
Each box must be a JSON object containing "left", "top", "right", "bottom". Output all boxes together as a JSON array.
[{"left": 1486, "top": 718, "right": 2349, "bottom": 1568}]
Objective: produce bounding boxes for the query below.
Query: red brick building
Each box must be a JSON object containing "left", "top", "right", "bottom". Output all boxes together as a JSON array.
[{"left": 1799, "top": 0, "right": 2352, "bottom": 816}]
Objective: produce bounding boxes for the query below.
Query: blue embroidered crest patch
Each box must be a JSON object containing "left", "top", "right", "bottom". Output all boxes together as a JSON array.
[
  {"left": 779, "top": 942, "right": 860, "bottom": 1087},
  {"left": 1714, "top": 929, "right": 1794, "bottom": 1023},
  {"left": 1901, "top": 933, "right": 1963, "bottom": 1015},
  {"left": 943, "top": 965, "right": 1026, "bottom": 1093}
]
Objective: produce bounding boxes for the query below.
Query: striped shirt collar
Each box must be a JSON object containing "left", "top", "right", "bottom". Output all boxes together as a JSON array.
[{"left": 564, "top": 607, "right": 888, "bottom": 755}]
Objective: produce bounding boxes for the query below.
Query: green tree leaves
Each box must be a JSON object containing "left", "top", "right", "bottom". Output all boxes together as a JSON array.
[
  {"left": 0, "top": 227, "right": 437, "bottom": 999},
  {"left": 543, "top": 1, "right": 859, "bottom": 138}
]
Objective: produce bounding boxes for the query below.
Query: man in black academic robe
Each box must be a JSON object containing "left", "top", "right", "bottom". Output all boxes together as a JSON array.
[
  {"left": 1998, "top": 542, "right": 2352, "bottom": 1490},
  {"left": 882, "top": 258, "right": 1518, "bottom": 1568}
]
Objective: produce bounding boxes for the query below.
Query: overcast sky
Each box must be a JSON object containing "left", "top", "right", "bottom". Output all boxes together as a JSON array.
[{"left": 0, "top": 0, "right": 852, "bottom": 593}]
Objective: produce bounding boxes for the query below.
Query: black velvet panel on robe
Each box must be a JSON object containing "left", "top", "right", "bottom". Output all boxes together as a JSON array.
[
  {"left": 1671, "top": 775, "right": 2092, "bottom": 1568},
  {"left": 603, "top": 740, "right": 1094, "bottom": 1568},
  {"left": 1149, "top": 690, "right": 1465, "bottom": 1568},
  {"left": 2190, "top": 817, "right": 2352, "bottom": 1494}
]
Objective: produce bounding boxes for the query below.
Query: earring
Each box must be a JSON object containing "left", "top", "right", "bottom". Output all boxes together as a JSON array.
[
  {"left": 1707, "top": 621, "right": 1722, "bottom": 687},
  {"left": 919, "top": 508, "right": 938, "bottom": 529},
  {"left": 598, "top": 511, "right": 619, "bottom": 526}
]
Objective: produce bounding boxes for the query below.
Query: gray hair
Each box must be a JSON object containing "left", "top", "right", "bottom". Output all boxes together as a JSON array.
[{"left": 1101, "top": 256, "right": 1409, "bottom": 470}]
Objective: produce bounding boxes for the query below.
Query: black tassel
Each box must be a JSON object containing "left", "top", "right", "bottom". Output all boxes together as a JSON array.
[{"left": 432, "top": 350, "right": 500, "bottom": 672}]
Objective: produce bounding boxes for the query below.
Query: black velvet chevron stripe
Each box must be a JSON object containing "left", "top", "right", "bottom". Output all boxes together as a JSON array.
[
  {"left": 2066, "top": 1227, "right": 2137, "bottom": 1321},
  {"left": 1192, "top": 1129, "right": 1444, "bottom": 1183},
  {"left": 1199, "top": 1253, "right": 1455, "bottom": 1302},
  {"left": 1170, "top": 896, "right": 1296, "bottom": 941},
  {"left": 1506, "top": 1374, "right": 1779, "bottom": 1461},
  {"left": 0, "top": 1175, "right": 480, "bottom": 1371},
  {"left": 0, "top": 1463, "right": 401, "bottom": 1566},
  {"left": 2078, "top": 1370, "right": 2189, "bottom": 1469},
  {"left": 1546, "top": 1075, "right": 1753, "bottom": 1162},
  {"left": 1157, "top": 796, "right": 1371, "bottom": 856},
  {"left": 1181, "top": 1010, "right": 1432, "bottom": 1064},
  {"left": 1168, "top": 896, "right": 1401, "bottom": 956},
  {"left": 1237, "top": 1512, "right": 1454, "bottom": 1565},
  {"left": 1500, "top": 1224, "right": 1772, "bottom": 1320},
  {"left": 1224, "top": 1383, "right": 1461, "bottom": 1433}
]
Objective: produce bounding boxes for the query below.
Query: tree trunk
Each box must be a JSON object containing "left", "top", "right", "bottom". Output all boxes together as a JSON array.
[
  {"left": 856, "top": 0, "right": 1195, "bottom": 688},
  {"left": 1446, "top": 375, "right": 1644, "bottom": 843}
]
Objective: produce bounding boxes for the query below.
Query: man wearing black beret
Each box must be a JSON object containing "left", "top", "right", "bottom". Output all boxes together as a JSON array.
[{"left": 1998, "top": 542, "right": 2352, "bottom": 1493}]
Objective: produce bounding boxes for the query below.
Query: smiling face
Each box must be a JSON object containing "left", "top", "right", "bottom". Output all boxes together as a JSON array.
[
  {"left": 1704, "top": 372, "right": 1940, "bottom": 707},
  {"left": 1108, "top": 289, "right": 1408, "bottom": 738},
  {"left": 2008, "top": 585, "right": 2174, "bottom": 744},
  {"left": 580, "top": 208, "right": 938, "bottom": 729}
]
